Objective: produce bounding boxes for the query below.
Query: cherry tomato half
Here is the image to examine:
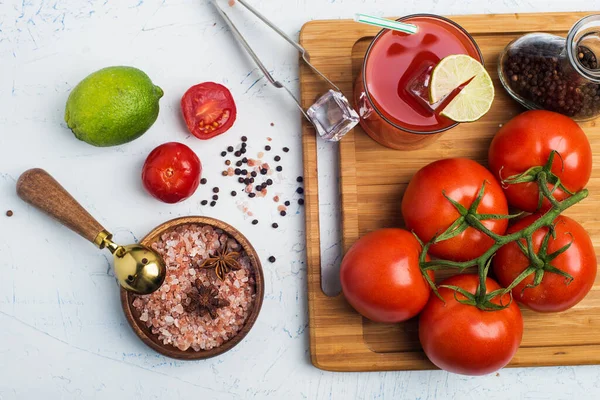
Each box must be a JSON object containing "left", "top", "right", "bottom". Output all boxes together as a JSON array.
[
  {"left": 181, "top": 82, "right": 237, "bottom": 140},
  {"left": 142, "top": 142, "right": 202, "bottom": 203},
  {"left": 488, "top": 110, "right": 592, "bottom": 212},
  {"left": 340, "top": 228, "right": 433, "bottom": 323},
  {"left": 419, "top": 274, "right": 524, "bottom": 376},
  {"left": 493, "top": 214, "right": 597, "bottom": 313}
]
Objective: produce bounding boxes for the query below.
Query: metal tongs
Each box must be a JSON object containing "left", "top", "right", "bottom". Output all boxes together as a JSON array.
[{"left": 211, "top": 0, "right": 359, "bottom": 141}]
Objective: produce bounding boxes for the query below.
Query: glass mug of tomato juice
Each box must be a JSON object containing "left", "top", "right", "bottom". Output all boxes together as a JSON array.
[{"left": 354, "top": 14, "right": 484, "bottom": 150}]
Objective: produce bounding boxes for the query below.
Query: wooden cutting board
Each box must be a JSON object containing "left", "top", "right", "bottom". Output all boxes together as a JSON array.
[{"left": 299, "top": 12, "right": 600, "bottom": 372}]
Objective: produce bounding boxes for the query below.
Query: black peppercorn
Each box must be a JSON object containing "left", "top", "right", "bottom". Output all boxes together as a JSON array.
[
  {"left": 212, "top": 195, "right": 219, "bottom": 200},
  {"left": 200, "top": 178, "right": 207, "bottom": 185},
  {"left": 274, "top": 155, "right": 281, "bottom": 162},
  {"left": 234, "top": 151, "right": 241, "bottom": 157},
  {"left": 280, "top": 211, "right": 287, "bottom": 216},
  {"left": 249, "top": 193, "right": 256, "bottom": 198},
  {"left": 242, "top": 157, "right": 248, "bottom": 163},
  {"left": 210, "top": 201, "right": 216, "bottom": 207},
  {"left": 241, "top": 169, "right": 248, "bottom": 175},
  {"left": 235, "top": 168, "right": 241, "bottom": 175},
  {"left": 213, "top": 187, "right": 219, "bottom": 193},
  {"left": 241, "top": 136, "right": 247, "bottom": 142},
  {"left": 297, "top": 176, "right": 303, "bottom": 183},
  {"left": 260, "top": 169, "right": 268, "bottom": 175},
  {"left": 266, "top": 179, "right": 273, "bottom": 185},
  {"left": 227, "top": 146, "right": 234, "bottom": 152},
  {"left": 236, "top": 161, "right": 243, "bottom": 167},
  {"left": 221, "top": 151, "right": 227, "bottom": 157},
  {"left": 244, "top": 178, "right": 251, "bottom": 185},
  {"left": 283, "top": 147, "right": 289, "bottom": 152},
  {"left": 298, "top": 199, "right": 305, "bottom": 205},
  {"left": 268, "top": 256, "right": 276, "bottom": 263},
  {"left": 238, "top": 177, "right": 245, "bottom": 183},
  {"left": 297, "top": 187, "right": 304, "bottom": 194},
  {"left": 272, "top": 223, "right": 279, "bottom": 229},
  {"left": 201, "top": 200, "right": 208, "bottom": 206},
  {"left": 265, "top": 145, "right": 271, "bottom": 151},
  {"left": 252, "top": 219, "right": 258, "bottom": 225},
  {"left": 256, "top": 185, "right": 263, "bottom": 191},
  {"left": 284, "top": 201, "right": 290, "bottom": 206},
  {"left": 240, "top": 148, "right": 247, "bottom": 154},
  {"left": 251, "top": 171, "right": 257, "bottom": 177},
  {"left": 276, "top": 166, "right": 283, "bottom": 172}
]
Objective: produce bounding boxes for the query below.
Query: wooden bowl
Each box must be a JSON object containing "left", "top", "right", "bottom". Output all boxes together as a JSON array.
[{"left": 120, "top": 216, "right": 264, "bottom": 360}]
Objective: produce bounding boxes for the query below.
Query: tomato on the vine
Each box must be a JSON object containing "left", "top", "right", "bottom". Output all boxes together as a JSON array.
[
  {"left": 401, "top": 158, "right": 509, "bottom": 262},
  {"left": 142, "top": 142, "right": 202, "bottom": 203},
  {"left": 493, "top": 214, "right": 597, "bottom": 313},
  {"left": 340, "top": 229, "right": 433, "bottom": 323},
  {"left": 419, "top": 274, "right": 523, "bottom": 376},
  {"left": 488, "top": 110, "right": 592, "bottom": 212},
  {"left": 181, "top": 82, "right": 237, "bottom": 139}
]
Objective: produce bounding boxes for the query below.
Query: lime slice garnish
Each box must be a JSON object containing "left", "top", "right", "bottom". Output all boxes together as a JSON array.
[{"left": 429, "top": 54, "right": 494, "bottom": 123}]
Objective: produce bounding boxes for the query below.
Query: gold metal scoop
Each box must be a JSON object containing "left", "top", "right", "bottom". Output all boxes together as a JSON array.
[{"left": 16, "top": 168, "right": 166, "bottom": 295}]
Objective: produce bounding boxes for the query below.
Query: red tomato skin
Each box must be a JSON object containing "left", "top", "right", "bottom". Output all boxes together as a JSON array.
[
  {"left": 340, "top": 229, "right": 433, "bottom": 323},
  {"left": 488, "top": 110, "right": 592, "bottom": 212},
  {"left": 181, "top": 82, "right": 237, "bottom": 140},
  {"left": 419, "top": 274, "right": 523, "bottom": 376},
  {"left": 401, "top": 158, "right": 509, "bottom": 262},
  {"left": 142, "top": 142, "right": 202, "bottom": 204},
  {"left": 493, "top": 215, "right": 597, "bottom": 313}
]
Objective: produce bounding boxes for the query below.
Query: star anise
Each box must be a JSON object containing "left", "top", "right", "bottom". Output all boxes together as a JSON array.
[
  {"left": 184, "top": 281, "right": 230, "bottom": 319},
  {"left": 200, "top": 242, "right": 241, "bottom": 281}
]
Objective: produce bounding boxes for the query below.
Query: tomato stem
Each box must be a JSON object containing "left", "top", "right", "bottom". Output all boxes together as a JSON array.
[{"left": 419, "top": 153, "right": 589, "bottom": 310}]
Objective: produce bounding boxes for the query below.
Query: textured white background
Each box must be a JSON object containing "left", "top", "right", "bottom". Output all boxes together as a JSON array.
[{"left": 2, "top": 0, "right": 600, "bottom": 399}]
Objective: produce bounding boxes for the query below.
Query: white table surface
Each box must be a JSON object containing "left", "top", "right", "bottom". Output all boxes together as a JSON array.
[{"left": 2, "top": 0, "right": 600, "bottom": 399}]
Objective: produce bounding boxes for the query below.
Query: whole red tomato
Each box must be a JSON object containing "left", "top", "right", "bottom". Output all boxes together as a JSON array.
[
  {"left": 493, "top": 214, "right": 597, "bottom": 312},
  {"left": 401, "top": 158, "right": 509, "bottom": 262},
  {"left": 419, "top": 274, "right": 523, "bottom": 376},
  {"left": 340, "top": 229, "right": 433, "bottom": 323},
  {"left": 488, "top": 110, "right": 592, "bottom": 212},
  {"left": 181, "top": 82, "right": 237, "bottom": 140},
  {"left": 142, "top": 142, "right": 202, "bottom": 203}
]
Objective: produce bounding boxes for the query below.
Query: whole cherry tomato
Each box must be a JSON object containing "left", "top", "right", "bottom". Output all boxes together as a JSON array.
[
  {"left": 419, "top": 274, "right": 524, "bottom": 376},
  {"left": 401, "top": 158, "right": 509, "bottom": 262},
  {"left": 488, "top": 110, "right": 592, "bottom": 212},
  {"left": 142, "top": 142, "right": 202, "bottom": 203},
  {"left": 493, "top": 214, "right": 597, "bottom": 313},
  {"left": 340, "top": 228, "right": 433, "bottom": 323},
  {"left": 181, "top": 82, "right": 237, "bottom": 140}
]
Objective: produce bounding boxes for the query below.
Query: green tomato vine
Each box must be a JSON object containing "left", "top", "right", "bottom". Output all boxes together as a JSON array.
[{"left": 418, "top": 151, "right": 588, "bottom": 311}]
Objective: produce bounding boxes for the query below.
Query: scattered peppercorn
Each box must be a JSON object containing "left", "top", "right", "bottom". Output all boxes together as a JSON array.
[
  {"left": 256, "top": 185, "right": 263, "bottom": 191},
  {"left": 241, "top": 142, "right": 247, "bottom": 148},
  {"left": 249, "top": 193, "right": 256, "bottom": 198},
  {"left": 280, "top": 211, "right": 287, "bottom": 216},
  {"left": 241, "top": 136, "right": 247, "bottom": 142},
  {"left": 212, "top": 195, "right": 219, "bottom": 200},
  {"left": 240, "top": 148, "right": 247, "bottom": 154},
  {"left": 235, "top": 168, "right": 241, "bottom": 175},
  {"left": 260, "top": 169, "right": 268, "bottom": 175},
  {"left": 270, "top": 123, "right": 275, "bottom": 127},
  {"left": 249, "top": 178, "right": 255, "bottom": 183},
  {"left": 242, "top": 157, "right": 248, "bottom": 163},
  {"left": 231, "top": 191, "right": 237, "bottom": 197},
  {"left": 297, "top": 187, "right": 304, "bottom": 194},
  {"left": 276, "top": 166, "right": 283, "bottom": 172},
  {"left": 266, "top": 179, "right": 273, "bottom": 185},
  {"left": 236, "top": 160, "right": 243, "bottom": 167},
  {"left": 225, "top": 160, "right": 231, "bottom": 166},
  {"left": 252, "top": 219, "right": 258, "bottom": 225},
  {"left": 234, "top": 151, "right": 242, "bottom": 157},
  {"left": 268, "top": 256, "right": 276, "bottom": 263},
  {"left": 201, "top": 200, "right": 208, "bottom": 206},
  {"left": 261, "top": 183, "right": 268, "bottom": 189},
  {"left": 265, "top": 145, "right": 271, "bottom": 151},
  {"left": 6, "top": 210, "right": 13, "bottom": 217},
  {"left": 284, "top": 201, "right": 290, "bottom": 206},
  {"left": 221, "top": 151, "right": 227, "bottom": 157},
  {"left": 227, "top": 146, "right": 234, "bottom": 152},
  {"left": 241, "top": 169, "right": 248, "bottom": 175},
  {"left": 221, "top": 171, "right": 228, "bottom": 176},
  {"left": 274, "top": 155, "right": 281, "bottom": 162},
  {"left": 210, "top": 201, "right": 217, "bottom": 207},
  {"left": 244, "top": 178, "right": 251, "bottom": 185},
  {"left": 251, "top": 171, "right": 257, "bottom": 177},
  {"left": 298, "top": 199, "right": 305, "bottom": 205},
  {"left": 283, "top": 147, "right": 289, "bottom": 152},
  {"left": 213, "top": 187, "right": 219, "bottom": 193},
  {"left": 297, "top": 176, "right": 304, "bottom": 183},
  {"left": 200, "top": 178, "right": 208, "bottom": 185},
  {"left": 238, "top": 177, "right": 245, "bottom": 183},
  {"left": 272, "top": 223, "right": 279, "bottom": 229}
]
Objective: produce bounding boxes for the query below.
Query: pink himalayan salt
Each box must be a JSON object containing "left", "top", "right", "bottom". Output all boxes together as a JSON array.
[{"left": 132, "top": 224, "right": 256, "bottom": 351}]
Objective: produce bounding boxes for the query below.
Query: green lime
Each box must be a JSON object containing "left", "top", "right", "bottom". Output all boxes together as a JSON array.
[{"left": 65, "top": 66, "right": 163, "bottom": 147}]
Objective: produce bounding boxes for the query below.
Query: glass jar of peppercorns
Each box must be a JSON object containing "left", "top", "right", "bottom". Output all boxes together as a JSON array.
[{"left": 499, "top": 15, "right": 600, "bottom": 120}]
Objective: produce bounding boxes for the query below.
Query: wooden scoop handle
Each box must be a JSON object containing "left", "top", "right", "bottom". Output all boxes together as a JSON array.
[{"left": 16, "top": 168, "right": 107, "bottom": 246}]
